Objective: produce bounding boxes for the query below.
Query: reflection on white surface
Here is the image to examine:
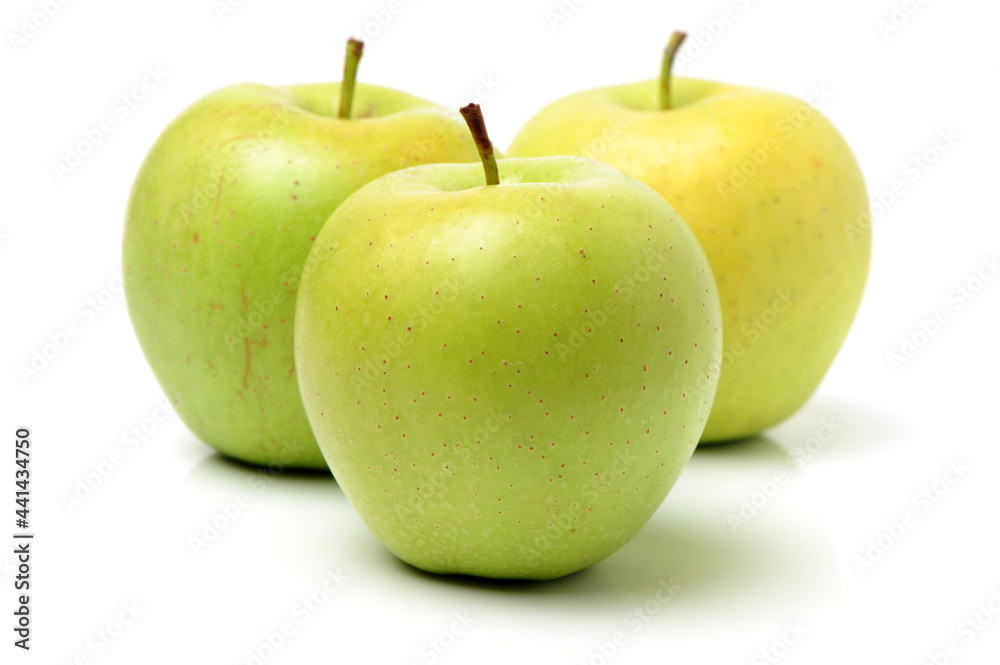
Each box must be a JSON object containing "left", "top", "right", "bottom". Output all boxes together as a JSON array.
[
  {"left": 119, "top": 432, "right": 839, "bottom": 664},
  {"left": 5, "top": 0, "right": 1000, "bottom": 662},
  {"left": 32, "top": 371, "right": 999, "bottom": 665}
]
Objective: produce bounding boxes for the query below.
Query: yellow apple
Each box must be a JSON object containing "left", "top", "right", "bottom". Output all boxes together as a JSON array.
[{"left": 508, "top": 34, "right": 870, "bottom": 441}]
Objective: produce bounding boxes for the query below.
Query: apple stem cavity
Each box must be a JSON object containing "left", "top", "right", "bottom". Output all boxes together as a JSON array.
[
  {"left": 459, "top": 103, "right": 500, "bottom": 186},
  {"left": 338, "top": 38, "right": 365, "bottom": 119},
  {"left": 659, "top": 30, "right": 687, "bottom": 111}
]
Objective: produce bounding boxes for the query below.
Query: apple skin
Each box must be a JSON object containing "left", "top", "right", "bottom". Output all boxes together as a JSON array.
[
  {"left": 123, "top": 82, "right": 479, "bottom": 468},
  {"left": 508, "top": 78, "right": 870, "bottom": 442},
  {"left": 294, "top": 156, "right": 722, "bottom": 579}
]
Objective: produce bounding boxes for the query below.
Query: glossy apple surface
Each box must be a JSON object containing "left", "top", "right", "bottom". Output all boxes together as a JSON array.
[
  {"left": 295, "top": 156, "right": 722, "bottom": 578},
  {"left": 509, "top": 78, "right": 870, "bottom": 441},
  {"left": 124, "top": 82, "right": 479, "bottom": 467}
]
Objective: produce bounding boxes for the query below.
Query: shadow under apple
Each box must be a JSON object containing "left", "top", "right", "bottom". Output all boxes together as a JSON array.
[
  {"left": 381, "top": 435, "right": 839, "bottom": 624},
  {"left": 178, "top": 445, "right": 344, "bottom": 526},
  {"left": 192, "top": 449, "right": 338, "bottom": 485},
  {"left": 693, "top": 431, "right": 793, "bottom": 463},
  {"left": 595, "top": 435, "right": 841, "bottom": 621},
  {"left": 767, "top": 393, "right": 912, "bottom": 461}
]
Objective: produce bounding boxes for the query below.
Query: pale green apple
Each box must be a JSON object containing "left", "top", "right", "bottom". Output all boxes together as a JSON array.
[
  {"left": 295, "top": 106, "right": 722, "bottom": 579},
  {"left": 508, "top": 37, "right": 870, "bottom": 441},
  {"left": 123, "top": 42, "right": 479, "bottom": 468}
]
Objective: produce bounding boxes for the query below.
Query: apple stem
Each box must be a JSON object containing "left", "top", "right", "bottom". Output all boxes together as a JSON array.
[
  {"left": 459, "top": 103, "right": 500, "bottom": 186},
  {"left": 338, "top": 38, "right": 364, "bottom": 119},
  {"left": 659, "top": 31, "right": 687, "bottom": 111}
]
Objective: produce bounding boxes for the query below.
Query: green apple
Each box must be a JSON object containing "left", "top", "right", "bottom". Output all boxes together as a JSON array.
[
  {"left": 508, "top": 32, "right": 870, "bottom": 442},
  {"left": 123, "top": 40, "right": 479, "bottom": 468},
  {"left": 294, "top": 104, "right": 722, "bottom": 579}
]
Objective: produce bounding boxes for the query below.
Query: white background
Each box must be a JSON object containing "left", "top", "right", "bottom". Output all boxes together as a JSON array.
[{"left": 3, "top": 0, "right": 1000, "bottom": 663}]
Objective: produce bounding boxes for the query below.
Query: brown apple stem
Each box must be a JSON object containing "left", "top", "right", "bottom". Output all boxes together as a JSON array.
[
  {"left": 659, "top": 30, "right": 687, "bottom": 111},
  {"left": 338, "top": 38, "right": 364, "bottom": 119},
  {"left": 459, "top": 103, "right": 500, "bottom": 186}
]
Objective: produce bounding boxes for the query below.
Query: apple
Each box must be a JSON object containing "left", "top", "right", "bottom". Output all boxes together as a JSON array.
[
  {"left": 294, "top": 104, "right": 722, "bottom": 579},
  {"left": 123, "top": 39, "right": 480, "bottom": 468},
  {"left": 508, "top": 32, "right": 870, "bottom": 442}
]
